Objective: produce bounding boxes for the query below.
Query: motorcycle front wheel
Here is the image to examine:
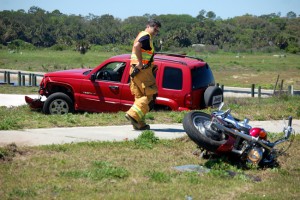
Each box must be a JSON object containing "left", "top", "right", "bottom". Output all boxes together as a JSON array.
[{"left": 183, "top": 111, "right": 227, "bottom": 152}]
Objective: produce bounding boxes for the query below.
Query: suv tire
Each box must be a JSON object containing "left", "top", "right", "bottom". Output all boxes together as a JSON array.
[
  {"left": 43, "top": 92, "right": 74, "bottom": 114},
  {"left": 204, "top": 86, "right": 223, "bottom": 107}
]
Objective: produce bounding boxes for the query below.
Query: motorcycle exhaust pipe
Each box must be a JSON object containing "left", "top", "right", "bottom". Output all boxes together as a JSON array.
[{"left": 213, "top": 122, "right": 273, "bottom": 151}]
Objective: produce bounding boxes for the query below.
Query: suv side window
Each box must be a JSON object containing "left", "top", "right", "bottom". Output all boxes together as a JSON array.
[
  {"left": 162, "top": 67, "right": 183, "bottom": 90},
  {"left": 96, "top": 62, "right": 126, "bottom": 82}
]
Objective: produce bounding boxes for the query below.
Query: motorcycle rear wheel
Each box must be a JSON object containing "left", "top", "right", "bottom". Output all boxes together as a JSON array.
[{"left": 183, "top": 111, "right": 227, "bottom": 152}]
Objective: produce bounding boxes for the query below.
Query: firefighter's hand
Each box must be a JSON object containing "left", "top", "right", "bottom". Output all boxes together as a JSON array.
[{"left": 136, "top": 62, "right": 143, "bottom": 70}]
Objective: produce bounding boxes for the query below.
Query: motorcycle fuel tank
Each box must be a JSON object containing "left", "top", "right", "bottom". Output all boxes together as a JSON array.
[{"left": 250, "top": 127, "right": 267, "bottom": 140}]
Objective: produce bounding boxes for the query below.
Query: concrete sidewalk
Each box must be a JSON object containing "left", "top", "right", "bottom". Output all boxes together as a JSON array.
[
  {"left": 0, "top": 94, "right": 45, "bottom": 107},
  {"left": 0, "top": 124, "right": 186, "bottom": 147},
  {"left": 1, "top": 94, "right": 299, "bottom": 147},
  {"left": 1, "top": 120, "right": 299, "bottom": 147}
]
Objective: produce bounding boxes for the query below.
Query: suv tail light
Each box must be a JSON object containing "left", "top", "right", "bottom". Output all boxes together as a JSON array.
[{"left": 184, "top": 93, "right": 192, "bottom": 108}]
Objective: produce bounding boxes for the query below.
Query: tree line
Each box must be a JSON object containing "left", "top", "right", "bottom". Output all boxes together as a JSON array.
[{"left": 1, "top": 6, "right": 299, "bottom": 53}]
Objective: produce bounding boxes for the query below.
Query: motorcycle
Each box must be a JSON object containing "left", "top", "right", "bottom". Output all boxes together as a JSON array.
[{"left": 183, "top": 103, "right": 295, "bottom": 167}]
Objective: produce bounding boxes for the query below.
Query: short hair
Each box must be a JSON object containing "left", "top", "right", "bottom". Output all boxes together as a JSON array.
[{"left": 147, "top": 19, "right": 161, "bottom": 28}]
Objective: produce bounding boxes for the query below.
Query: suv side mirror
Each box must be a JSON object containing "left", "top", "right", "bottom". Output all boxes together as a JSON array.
[{"left": 90, "top": 73, "right": 96, "bottom": 81}]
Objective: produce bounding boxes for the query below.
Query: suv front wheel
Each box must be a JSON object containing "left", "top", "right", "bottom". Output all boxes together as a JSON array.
[{"left": 43, "top": 92, "right": 74, "bottom": 115}]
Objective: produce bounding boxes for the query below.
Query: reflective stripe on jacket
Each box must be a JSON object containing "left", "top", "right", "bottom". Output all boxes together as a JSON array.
[{"left": 130, "top": 31, "right": 154, "bottom": 65}]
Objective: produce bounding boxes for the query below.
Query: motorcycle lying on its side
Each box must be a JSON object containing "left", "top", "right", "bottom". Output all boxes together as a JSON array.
[{"left": 183, "top": 103, "right": 295, "bottom": 167}]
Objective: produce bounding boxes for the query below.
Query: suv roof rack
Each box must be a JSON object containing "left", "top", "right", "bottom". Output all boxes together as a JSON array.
[
  {"left": 155, "top": 52, "right": 204, "bottom": 62},
  {"left": 155, "top": 57, "right": 187, "bottom": 66}
]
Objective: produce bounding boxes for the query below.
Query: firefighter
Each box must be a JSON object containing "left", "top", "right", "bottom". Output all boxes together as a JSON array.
[{"left": 125, "top": 19, "right": 161, "bottom": 130}]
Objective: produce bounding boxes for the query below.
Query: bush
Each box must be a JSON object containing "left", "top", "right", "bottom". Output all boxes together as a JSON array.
[
  {"left": 50, "top": 44, "right": 68, "bottom": 51},
  {"left": 7, "top": 39, "right": 36, "bottom": 50},
  {"left": 286, "top": 44, "right": 300, "bottom": 54}
]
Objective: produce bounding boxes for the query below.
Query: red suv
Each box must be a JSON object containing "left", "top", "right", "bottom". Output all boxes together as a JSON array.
[{"left": 25, "top": 53, "right": 223, "bottom": 114}]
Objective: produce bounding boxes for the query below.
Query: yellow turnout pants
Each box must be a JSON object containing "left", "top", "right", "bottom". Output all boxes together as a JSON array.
[{"left": 126, "top": 65, "right": 157, "bottom": 126}]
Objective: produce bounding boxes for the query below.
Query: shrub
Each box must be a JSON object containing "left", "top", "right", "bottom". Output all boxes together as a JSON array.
[
  {"left": 7, "top": 39, "right": 36, "bottom": 50},
  {"left": 50, "top": 44, "right": 68, "bottom": 51}
]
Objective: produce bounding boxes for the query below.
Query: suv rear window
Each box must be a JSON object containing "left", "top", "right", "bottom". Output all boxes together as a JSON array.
[
  {"left": 192, "top": 64, "right": 215, "bottom": 89},
  {"left": 163, "top": 67, "right": 183, "bottom": 90}
]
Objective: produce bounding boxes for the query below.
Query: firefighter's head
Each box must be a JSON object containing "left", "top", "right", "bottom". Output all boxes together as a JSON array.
[{"left": 146, "top": 19, "right": 161, "bottom": 36}]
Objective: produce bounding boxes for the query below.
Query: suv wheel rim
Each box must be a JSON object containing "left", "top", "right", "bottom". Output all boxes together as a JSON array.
[{"left": 49, "top": 99, "right": 69, "bottom": 114}]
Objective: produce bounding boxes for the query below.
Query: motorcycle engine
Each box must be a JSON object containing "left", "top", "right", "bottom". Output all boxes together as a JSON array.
[{"left": 247, "top": 147, "right": 264, "bottom": 164}]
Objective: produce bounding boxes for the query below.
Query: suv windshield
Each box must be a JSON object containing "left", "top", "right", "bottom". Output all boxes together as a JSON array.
[{"left": 192, "top": 64, "right": 215, "bottom": 89}]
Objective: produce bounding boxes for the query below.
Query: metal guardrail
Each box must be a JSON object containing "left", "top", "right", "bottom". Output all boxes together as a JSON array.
[
  {"left": 219, "top": 84, "right": 299, "bottom": 97},
  {"left": 1, "top": 70, "right": 298, "bottom": 97},
  {"left": 0, "top": 70, "right": 44, "bottom": 86}
]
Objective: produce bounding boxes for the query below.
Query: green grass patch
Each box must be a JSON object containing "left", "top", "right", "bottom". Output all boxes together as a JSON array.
[
  {"left": 134, "top": 130, "right": 160, "bottom": 149},
  {"left": 0, "top": 49, "right": 119, "bottom": 72},
  {"left": 1, "top": 136, "right": 300, "bottom": 199},
  {"left": 60, "top": 160, "right": 129, "bottom": 180}
]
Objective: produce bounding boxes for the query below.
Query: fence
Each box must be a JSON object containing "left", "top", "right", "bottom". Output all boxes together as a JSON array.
[
  {"left": 217, "top": 83, "right": 298, "bottom": 97},
  {"left": 0, "top": 70, "right": 44, "bottom": 87}
]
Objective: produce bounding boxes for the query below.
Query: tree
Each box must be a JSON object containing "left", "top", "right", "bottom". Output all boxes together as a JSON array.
[
  {"left": 196, "top": 9, "right": 206, "bottom": 22},
  {"left": 0, "top": 9, "right": 299, "bottom": 53},
  {"left": 286, "top": 11, "right": 297, "bottom": 19},
  {"left": 206, "top": 11, "right": 216, "bottom": 20}
]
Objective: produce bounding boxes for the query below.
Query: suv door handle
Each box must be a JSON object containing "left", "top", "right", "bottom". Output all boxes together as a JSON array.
[{"left": 109, "top": 85, "right": 119, "bottom": 90}]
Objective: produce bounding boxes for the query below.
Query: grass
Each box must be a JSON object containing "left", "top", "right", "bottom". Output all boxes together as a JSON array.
[
  {"left": 190, "top": 52, "right": 300, "bottom": 90},
  {"left": 0, "top": 134, "right": 299, "bottom": 199},
  {"left": 0, "top": 85, "right": 39, "bottom": 94},
  {"left": 0, "top": 93, "right": 299, "bottom": 130},
  {"left": 0, "top": 49, "right": 118, "bottom": 72},
  {"left": 215, "top": 55, "right": 300, "bottom": 89}
]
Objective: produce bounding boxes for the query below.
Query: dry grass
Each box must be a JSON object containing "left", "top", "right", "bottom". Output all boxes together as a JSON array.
[{"left": 0, "top": 134, "right": 299, "bottom": 199}]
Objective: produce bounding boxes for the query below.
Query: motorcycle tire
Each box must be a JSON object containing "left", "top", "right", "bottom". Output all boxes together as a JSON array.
[{"left": 183, "top": 111, "right": 227, "bottom": 152}]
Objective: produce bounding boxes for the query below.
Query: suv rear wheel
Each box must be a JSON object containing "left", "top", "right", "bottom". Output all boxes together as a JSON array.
[{"left": 43, "top": 92, "right": 74, "bottom": 114}]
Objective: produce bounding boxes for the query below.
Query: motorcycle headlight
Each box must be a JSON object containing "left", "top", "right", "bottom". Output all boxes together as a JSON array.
[{"left": 247, "top": 147, "right": 263, "bottom": 164}]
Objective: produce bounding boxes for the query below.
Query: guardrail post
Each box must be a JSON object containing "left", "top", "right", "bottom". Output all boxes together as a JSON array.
[
  {"left": 18, "top": 71, "right": 22, "bottom": 86},
  {"left": 4, "top": 71, "right": 7, "bottom": 83},
  {"left": 30, "top": 74, "right": 34, "bottom": 86},
  {"left": 7, "top": 71, "right": 11, "bottom": 85},
  {"left": 251, "top": 84, "right": 255, "bottom": 97},
  {"left": 22, "top": 75, "right": 25, "bottom": 86},
  {"left": 29, "top": 73, "right": 32, "bottom": 86},
  {"left": 33, "top": 74, "right": 37, "bottom": 86},
  {"left": 288, "top": 85, "right": 294, "bottom": 96},
  {"left": 258, "top": 86, "right": 261, "bottom": 98}
]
